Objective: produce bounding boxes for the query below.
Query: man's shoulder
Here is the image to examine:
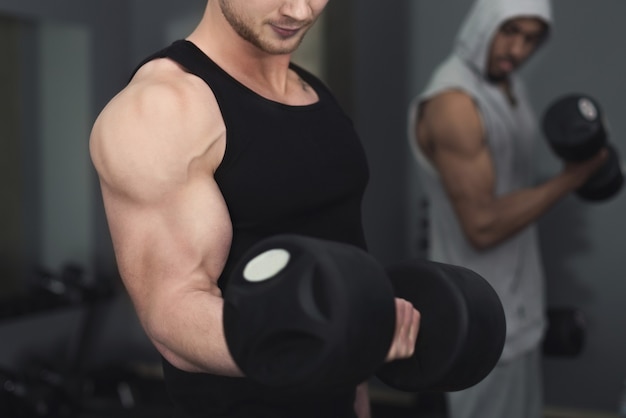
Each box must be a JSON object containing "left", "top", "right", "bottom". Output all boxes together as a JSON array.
[
  {"left": 90, "top": 56, "right": 224, "bottom": 197},
  {"left": 419, "top": 88, "right": 483, "bottom": 150},
  {"left": 423, "top": 54, "right": 483, "bottom": 100},
  {"left": 99, "top": 57, "right": 219, "bottom": 137},
  {"left": 125, "top": 57, "right": 209, "bottom": 105},
  {"left": 425, "top": 89, "right": 478, "bottom": 119}
]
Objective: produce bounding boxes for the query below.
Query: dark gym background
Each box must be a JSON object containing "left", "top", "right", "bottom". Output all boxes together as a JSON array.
[{"left": 0, "top": 0, "right": 624, "bottom": 416}]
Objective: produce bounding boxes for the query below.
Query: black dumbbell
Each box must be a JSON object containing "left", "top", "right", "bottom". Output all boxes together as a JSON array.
[
  {"left": 223, "top": 235, "right": 396, "bottom": 393},
  {"left": 542, "top": 93, "right": 624, "bottom": 201},
  {"left": 376, "top": 259, "right": 506, "bottom": 392},
  {"left": 222, "top": 234, "right": 505, "bottom": 393},
  {"left": 576, "top": 144, "right": 624, "bottom": 201}
]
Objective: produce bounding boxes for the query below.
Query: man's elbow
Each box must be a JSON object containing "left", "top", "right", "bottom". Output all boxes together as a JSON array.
[
  {"left": 153, "top": 339, "right": 203, "bottom": 373},
  {"left": 463, "top": 223, "right": 500, "bottom": 251},
  {"left": 143, "top": 313, "right": 202, "bottom": 372},
  {"left": 467, "top": 235, "right": 494, "bottom": 251}
]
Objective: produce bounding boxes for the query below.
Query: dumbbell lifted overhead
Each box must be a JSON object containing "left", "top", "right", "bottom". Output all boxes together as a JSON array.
[{"left": 223, "top": 234, "right": 506, "bottom": 393}]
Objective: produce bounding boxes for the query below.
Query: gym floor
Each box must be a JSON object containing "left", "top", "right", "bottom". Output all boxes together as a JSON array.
[
  {"left": 71, "top": 367, "right": 620, "bottom": 418},
  {"left": 370, "top": 384, "right": 447, "bottom": 418},
  {"left": 76, "top": 374, "right": 448, "bottom": 418}
]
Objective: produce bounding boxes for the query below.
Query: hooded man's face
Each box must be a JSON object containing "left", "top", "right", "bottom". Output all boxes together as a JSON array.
[{"left": 486, "top": 16, "right": 548, "bottom": 81}]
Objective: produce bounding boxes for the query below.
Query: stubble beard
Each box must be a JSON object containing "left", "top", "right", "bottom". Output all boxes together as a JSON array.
[
  {"left": 486, "top": 57, "right": 516, "bottom": 84},
  {"left": 219, "top": 0, "right": 309, "bottom": 55}
]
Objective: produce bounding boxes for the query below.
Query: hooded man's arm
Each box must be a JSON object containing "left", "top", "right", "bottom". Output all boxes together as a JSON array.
[{"left": 415, "top": 90, "right": 606, "bottom": 250}]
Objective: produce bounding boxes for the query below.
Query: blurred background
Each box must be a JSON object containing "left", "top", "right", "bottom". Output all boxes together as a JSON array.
[{"left": 0, "top": 0, "right": 624, "bottom": 416}]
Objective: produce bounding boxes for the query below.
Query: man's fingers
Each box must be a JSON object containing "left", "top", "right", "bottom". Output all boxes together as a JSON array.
[{"left": 386, "top": 298, "right": 420, "bottom": 362}]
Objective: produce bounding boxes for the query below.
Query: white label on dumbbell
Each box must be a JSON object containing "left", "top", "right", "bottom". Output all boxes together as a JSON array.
[
  {"left": 243, "top": 249, "right": 291, "bottom": 282},
  {"left": 578, "top": 98, "right": 597, "bottom": 121}
]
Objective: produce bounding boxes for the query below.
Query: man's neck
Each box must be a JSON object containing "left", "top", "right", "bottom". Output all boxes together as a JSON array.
[
  {"left": 489, "top": 76, "right": 517, "bottom": 108},
  {"left": 187, "top": 16, "right": 294, "bottom": 98}
]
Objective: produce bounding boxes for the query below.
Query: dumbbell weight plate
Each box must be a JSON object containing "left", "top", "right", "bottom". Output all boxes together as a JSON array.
[
  {"left": 576, "top": 144, "right": 624, "bottom": 201},
  {"left": 376, "top": 259, "right": 506, "bottom": 392},
  {"left": 542, "top": 94, "right": 607, "bottom": 162},
  {"left": 223, "top": 234, "right": 396, "bottom": 393}
]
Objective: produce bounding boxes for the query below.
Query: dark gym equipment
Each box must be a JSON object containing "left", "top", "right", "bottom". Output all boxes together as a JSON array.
[
  {"left": 576, "top": 144, "right": 624, "bottom": 201},
  {"left": 223, "top": 234, "right": 506, "bottom": 394},
  {"left": 542, "top": 93, "right": 624, "bottom": 202},
  {"left": 0, "top": 265, "right": 172, "bottom": 418},
  {"left": 542, "top": 307, "right": 586, "bottom": 358},
  {"left": 543, "top": 94, "right": 607, "bottom": 162},
  {"left": 376, "top": 259, "right": 506, "bottom": 392},
  {"left": 223, "top": 234, "right": 396, "bottom": 392}
]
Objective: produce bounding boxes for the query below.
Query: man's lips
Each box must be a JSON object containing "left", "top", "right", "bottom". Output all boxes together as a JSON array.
[
  {"left": 498, "top": 59, "right": 516, "bottom": 72},
  {"left": 271, "top": 23, "right": 307, "bottom": 38}
]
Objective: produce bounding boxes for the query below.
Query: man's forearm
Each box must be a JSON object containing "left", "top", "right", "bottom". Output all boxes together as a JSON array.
[{"left": 354, "top": 382, "right": 371, "bottom": 418}]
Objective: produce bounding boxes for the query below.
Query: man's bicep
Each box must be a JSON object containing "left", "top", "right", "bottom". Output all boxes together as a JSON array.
[
  {"left": 435, "top": 144, "right": 495, "bottom": 207},
  {"left": 426, "top": 91, "right": 486, "bottom": 158},
  {"left": 90, "top": 72, "right": 242, "bottom": 373},
  {"left": 103, "top": 173, "right": 232, "bottom": 303},
  {"left": 427, "top": 94, "right": 497, "bottom": 213},
  {"left": 100, "top": 173, "right": 233, "bottom": 368},
  {"left": 93, "top": 76, "right": 232, "bottom": 289}
]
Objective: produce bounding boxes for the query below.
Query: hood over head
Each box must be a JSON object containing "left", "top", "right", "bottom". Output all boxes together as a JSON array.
[{"left": 454, "top": 0, "right": 553, "bottom": 76}]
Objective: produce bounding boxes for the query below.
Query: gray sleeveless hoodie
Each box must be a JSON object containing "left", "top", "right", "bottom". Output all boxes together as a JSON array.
[{"left": 408, "top": 0, "right": 552, "bottom": 362}]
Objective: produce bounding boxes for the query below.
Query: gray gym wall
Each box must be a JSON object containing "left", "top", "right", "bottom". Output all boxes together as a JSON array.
[
  {"left": 0, "top": 0, "right": 624, "bottom": 413},
  {"left": 0, "top": 0, "right": 148, "bottom": 373},
  {"left": 526, "top": 2, "right": 626, "bottom": 412}
]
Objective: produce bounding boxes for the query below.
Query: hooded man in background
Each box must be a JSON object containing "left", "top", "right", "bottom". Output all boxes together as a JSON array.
[{"left": 408, "top": 0, "right": 606, "bottom": 417}]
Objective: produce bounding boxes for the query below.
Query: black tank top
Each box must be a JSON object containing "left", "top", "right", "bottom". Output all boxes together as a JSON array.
[{"left": 132, "top": 40, "right": 369, "bottom": 418}]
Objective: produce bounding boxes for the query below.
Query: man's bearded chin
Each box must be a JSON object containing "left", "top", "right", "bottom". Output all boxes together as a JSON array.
[{"left": 486, "top": 72, "right": 508, "bottom": 83}]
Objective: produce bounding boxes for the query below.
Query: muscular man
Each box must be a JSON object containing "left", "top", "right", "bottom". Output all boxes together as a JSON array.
[
  {"left": 90, "top": 1, "right": 419, "bottom": 417},
  {"left": 408, "top": 0, "right": 605, "bottom": 417}
]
